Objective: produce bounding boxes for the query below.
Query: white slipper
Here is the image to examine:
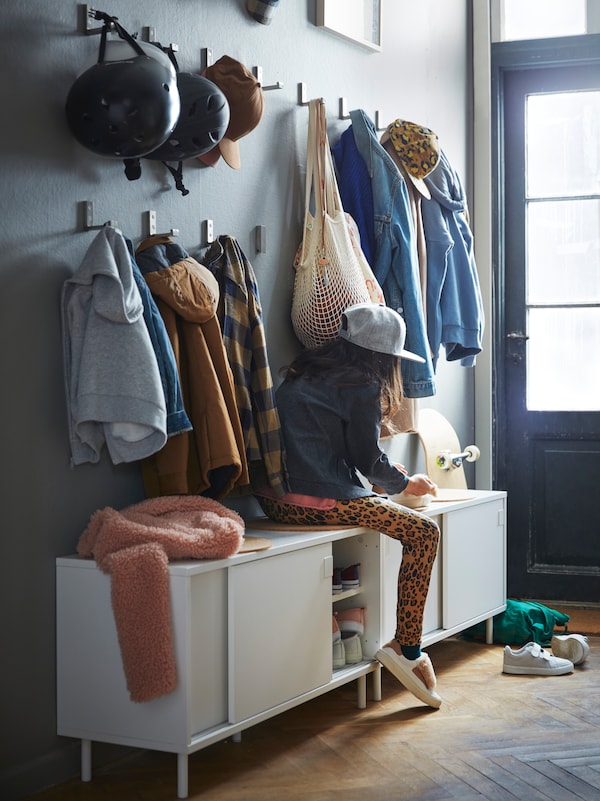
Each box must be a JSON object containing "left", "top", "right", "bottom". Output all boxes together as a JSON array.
[{"left": 375, "top": 645, "right": 442, "bottom": 708}]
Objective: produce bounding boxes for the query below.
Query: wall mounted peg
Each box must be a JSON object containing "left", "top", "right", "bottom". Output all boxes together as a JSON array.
[
  {"left": 201, "top": 48, "right": 213, "bottom": 71},
  {"left": 142, "top": 27, "right": 179, "bottom": 53},
  {"left": 339, "top": 97, "right": 350, "bottom": 120},
  {"left": 374, "top": 111, "right": 386, "bottom": 131},
  {"left": 81, "top": 201, "right": 118, "bottom": 231},
  {"left": 255, "top": 225, "right": 267, "bottom": 254},
  {"left": 297, "top": 82, "right": 309, "bottom": 106},
  {"left": 253, "top": 66, "right": 284, "bottom": 91},
  {"left": 144, "top": 210, "right": 179, "bottom": 239},
  {"left": 81, "top": 5, "right": 112, "bottom": 35},
  {"left": 202, "top": 219, "right": 215, "bottom": 246}
]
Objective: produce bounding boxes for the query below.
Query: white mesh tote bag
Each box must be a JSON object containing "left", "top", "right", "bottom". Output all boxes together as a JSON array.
[{"left": 291, "top": 98, "right": 374, "bottom": 349}]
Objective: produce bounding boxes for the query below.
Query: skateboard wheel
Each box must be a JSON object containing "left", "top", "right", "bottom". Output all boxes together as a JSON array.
[
  {"left": 436, "top": 452, "right": 451, "bottom": 470},
  {"left": 464, "top": 445, "right": 481, "bottom": 463}
]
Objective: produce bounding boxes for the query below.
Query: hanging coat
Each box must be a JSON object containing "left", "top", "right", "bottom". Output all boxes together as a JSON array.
[
  {"left": 332, "top": 109, "right": 435, "bottom": 398},
  {"left": 422, "top": 149, "right": 485, "bottom": 368},
  {"left": 204, "top": 235, "right": 288, "bottom": 496},
  {"left": 61, "top": 226, "right": 167, "bottom": 466},
  {"left": 136, "top": 236, "right": 249, "bottom": 499}
]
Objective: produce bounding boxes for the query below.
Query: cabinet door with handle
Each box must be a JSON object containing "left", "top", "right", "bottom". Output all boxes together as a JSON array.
[
  {"left": 443, "top": 499, "right": 506, "bottom": 629},
  {"left": 228, "top": 544, "right": 332, "bottom": 723}
]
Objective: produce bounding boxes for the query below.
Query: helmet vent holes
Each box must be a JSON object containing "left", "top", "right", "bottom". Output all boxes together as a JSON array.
[{"left": 65, "top": 17, "right": 180, "bottom": 159}]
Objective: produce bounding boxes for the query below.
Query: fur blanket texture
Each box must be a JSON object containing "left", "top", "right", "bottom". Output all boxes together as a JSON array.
[{"left": 77, "top": 495, "right": 245, "bottom": 703}]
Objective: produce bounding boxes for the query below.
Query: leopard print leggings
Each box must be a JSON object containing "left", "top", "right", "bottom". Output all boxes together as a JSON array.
[{"left": 257, "top": 494, "right": 440, "bottom": 647}]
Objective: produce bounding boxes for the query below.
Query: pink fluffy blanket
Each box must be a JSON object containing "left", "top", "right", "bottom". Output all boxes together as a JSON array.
[{"left": 77, "top": 495, "right": 244, "bottom": 703}]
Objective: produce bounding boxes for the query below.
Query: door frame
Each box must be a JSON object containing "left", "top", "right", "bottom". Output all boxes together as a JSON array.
[{"left": 491, "top": 33, "right": 600, "bottom": 492}]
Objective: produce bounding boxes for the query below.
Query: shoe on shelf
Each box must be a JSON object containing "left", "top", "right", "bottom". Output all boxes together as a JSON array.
[
  {"left": 503, "top": 641, "right": 574, "bottom": 675},
  {"left": 336, "top": 607, "right": 365, "bottom": 636},
  {"left": 551, "top": 633, "right": 590, "bottom": 666},
  {"left": 333, "top": 637, "right": 346, "bottom": 669},
  {"left": 375, "top": 643, "right": 442, "bottom": 709},
  {"left": 332, "top": 614, "right": 341, "bottom": 643},
  {"left": 332, "top": 567, "right": 343, "bottom": 594},
  {"left": 340, "top": 563, "right": 360, "bottom": 590},
  {"left": 341, "top": 632, "right": 363, "bottom": 664}
]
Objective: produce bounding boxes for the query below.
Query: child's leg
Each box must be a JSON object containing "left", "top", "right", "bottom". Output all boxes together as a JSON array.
[{"left": 257, "top": 494, "right": 439, "bottom": 645}]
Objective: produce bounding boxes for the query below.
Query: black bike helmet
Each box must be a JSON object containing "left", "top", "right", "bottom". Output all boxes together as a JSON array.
[
  {"left": 65, "top": 13, "right": 180, "bottom": 159},
  {"left": 143, "top": 72, "right": 230, "bottom": 162}
]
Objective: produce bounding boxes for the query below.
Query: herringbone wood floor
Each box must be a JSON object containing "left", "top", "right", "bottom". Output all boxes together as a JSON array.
[{"left": 26, "top": 614, "right": 600, "bottom": 801}]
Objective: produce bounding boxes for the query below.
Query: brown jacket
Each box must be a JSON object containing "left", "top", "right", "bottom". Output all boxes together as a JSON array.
[{"left": 137, "top": 238, "right": 249, "bottom": 498}]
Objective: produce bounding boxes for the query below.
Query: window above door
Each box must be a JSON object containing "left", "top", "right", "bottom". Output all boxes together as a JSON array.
[{"left": 491, "top": 0, "right": 597, "bottom": 42}]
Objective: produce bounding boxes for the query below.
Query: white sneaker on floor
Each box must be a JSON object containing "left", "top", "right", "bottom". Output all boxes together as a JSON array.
[
  {"left": 503, "top": 641, "right": 573, "bottom": 675},
  {"left": 551, "top": 633, "right": 590, "bottom": 666}
]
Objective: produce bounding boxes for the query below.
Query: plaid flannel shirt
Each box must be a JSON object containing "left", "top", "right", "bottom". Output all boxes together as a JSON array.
[{"left": 205, "top": 236, "right": 288, "bottom": 496}]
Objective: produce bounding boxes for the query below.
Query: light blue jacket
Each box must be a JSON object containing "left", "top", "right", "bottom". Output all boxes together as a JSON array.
[
  {"left": 61, "top": 227, "right": 167, "bottom": 465},
  {"left": 332, "top": 109, "right": 435, "bottom": 398},
  {"left": 422, "top": 149, "right": 485, "bottom": 368}
]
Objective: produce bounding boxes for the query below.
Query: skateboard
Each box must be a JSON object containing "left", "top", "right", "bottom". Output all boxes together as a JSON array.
[{"left": 417, "top": 408, "right": 480, "bottom": 498}]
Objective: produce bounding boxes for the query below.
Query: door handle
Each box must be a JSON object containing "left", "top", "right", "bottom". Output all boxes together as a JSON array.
[{"left": 506, "top": 331, "right": 529, "bottom": 341}]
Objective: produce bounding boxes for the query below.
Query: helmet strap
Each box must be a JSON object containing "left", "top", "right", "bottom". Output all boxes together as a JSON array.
[
  {"left": 162, "top": 161, "right": 189, "bottom": 196},
  {"left": 123, "top": 158, "right": 142, "bottom": 181},
  {"left": 92, "top": 10, "right": 146, "bottom": 63}
]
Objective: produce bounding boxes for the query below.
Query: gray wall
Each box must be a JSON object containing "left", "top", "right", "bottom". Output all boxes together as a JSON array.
[{"left": 0, "top": 2, "right": 472, "bottom": 798}]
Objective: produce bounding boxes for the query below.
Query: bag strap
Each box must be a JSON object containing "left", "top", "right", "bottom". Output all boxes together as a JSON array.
[
  {"left": 299, "top": 98, "right": 348, "bottom": 271},
  {"left": 301, "top": 98, "right": 336, "bottom": 265},
  {"left": 300, "top": 99, "right": 319, "bottom": 263}
]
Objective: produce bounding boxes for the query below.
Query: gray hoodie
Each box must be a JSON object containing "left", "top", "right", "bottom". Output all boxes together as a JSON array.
[{"left": 62, "top": 226, "right": 167, "bottom": 466}]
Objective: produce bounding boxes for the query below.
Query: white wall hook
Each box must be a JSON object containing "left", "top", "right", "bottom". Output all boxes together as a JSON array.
[
  {"left": 255, "top": 225, "right": 267, "bottom": 253},
  {"left": 145, "top": 210, "right": 179, "bottom": 238},
  {"left": 297, "top": 82, "right": 309, "bottom": 106},
  {"left": 81, "top": 201, "right": 117, "bottom": 231},
  {"left": 201, "top": 48, "right": 213, "bottom": 71},
  {"left": 339, "top": 97, "right": 350, "bottom": 120},
  {"left": 202, "top": 219, "right": 215, "bottom": 246},
  {"left": 253, "top": 66, "right": 284, "bottom": 91},
  {"left": 81, "top": 5, "right": 112, "bottom": 35}
]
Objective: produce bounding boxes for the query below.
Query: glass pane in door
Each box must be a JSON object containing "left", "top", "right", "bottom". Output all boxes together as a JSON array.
[
  {"left": 527, "top": 199, "right": 600, "bottom": 304},
  {"left": 525, "top": 89, "right": 600, "bottom": 411},
  {"left": 527, "top": 307, "right": 600, "bottom": 411},
  {"left": 527, "top": 91, "right": 600, "bottom": 197}
]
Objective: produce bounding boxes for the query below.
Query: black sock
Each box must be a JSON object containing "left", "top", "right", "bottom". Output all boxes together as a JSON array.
[{"left": 400, "top": 644, "right": 422, "bottom": 660}]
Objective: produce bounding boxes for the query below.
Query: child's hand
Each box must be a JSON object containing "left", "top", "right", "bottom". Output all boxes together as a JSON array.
[{"left": 405, "top": 473, "right": 438, "bottom": 497}]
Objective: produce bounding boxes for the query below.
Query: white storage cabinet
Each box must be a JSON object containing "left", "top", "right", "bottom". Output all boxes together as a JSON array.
[{"left": 56, "top": 489, "right": 506, "bottom": 798}]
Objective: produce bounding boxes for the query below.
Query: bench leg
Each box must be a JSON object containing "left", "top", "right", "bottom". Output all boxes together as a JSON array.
[
  {"left": 81, "top": 739, "right": 91, "bottom": 782},
  {"left": 177, "top": 753, "right": 188, "bottom": 799}
]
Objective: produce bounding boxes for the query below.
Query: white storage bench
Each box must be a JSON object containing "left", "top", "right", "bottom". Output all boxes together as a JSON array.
[{"left": 56, "top": 489, "right": 506, "bottom": 798}]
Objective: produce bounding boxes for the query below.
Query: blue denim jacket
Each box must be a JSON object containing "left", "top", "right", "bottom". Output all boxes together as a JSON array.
[
  {"left": 125, "top": 239, "right": 192, "bottom": 437},
  {"left": 422, "top": 149, "right": 484, "bottom": 368},
  {"left": 332, "top": 110, "right": 435, "bottom": 398},
  {"left": 276, "top": 376, "right": 410, "bottom": 499}
]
